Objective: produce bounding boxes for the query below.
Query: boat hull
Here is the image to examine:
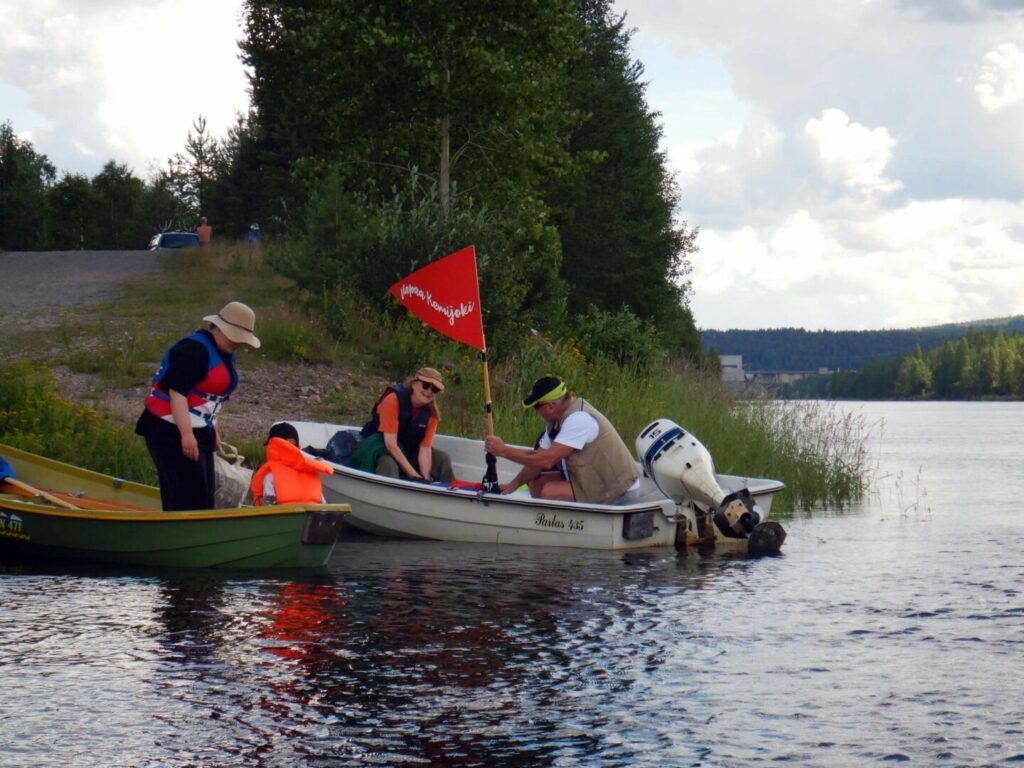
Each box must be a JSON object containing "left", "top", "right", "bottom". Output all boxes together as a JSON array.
[
  {"left": 291, "top": 422, "right": 784, "bottom": 551},
  {"left": 327, "top": 469, "right": 678, "bottom": 549},
  {"left": 0, "top": 443, "right": 349, "bottom": 569}
]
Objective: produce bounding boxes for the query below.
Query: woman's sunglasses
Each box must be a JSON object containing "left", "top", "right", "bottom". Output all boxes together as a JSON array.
[{"left": 417, "top": 380, "right": 440, "bottom": 394}]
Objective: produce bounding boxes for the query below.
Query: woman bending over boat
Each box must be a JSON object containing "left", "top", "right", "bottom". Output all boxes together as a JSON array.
[
  {"left": 350, "top": 367, "right": 454, "bottom": 483},
  {"left": 135, "top": 301, "right": 260, "bottom": 511}
]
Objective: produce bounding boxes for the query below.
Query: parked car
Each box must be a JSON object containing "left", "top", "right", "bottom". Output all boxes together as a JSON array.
[{"left": 149, "top": 231, "right": 200, "bottom": 251}]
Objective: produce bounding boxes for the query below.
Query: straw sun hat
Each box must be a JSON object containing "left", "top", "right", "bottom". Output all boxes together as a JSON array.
[
  {"left": 414, "top": 367, "right": 445, "bottom": 392},
  {"left": 204, "top": 302, "right": 261, "bottom": 348}
]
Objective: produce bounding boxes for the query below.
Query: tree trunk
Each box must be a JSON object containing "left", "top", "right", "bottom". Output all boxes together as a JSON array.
[{"left": 439, "top": 112, "right": 450, "bottom": 223}]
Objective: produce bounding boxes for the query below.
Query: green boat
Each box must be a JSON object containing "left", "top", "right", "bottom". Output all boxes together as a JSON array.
[{"left": 0, "top": 443, "right": 350, "bottom": 569}]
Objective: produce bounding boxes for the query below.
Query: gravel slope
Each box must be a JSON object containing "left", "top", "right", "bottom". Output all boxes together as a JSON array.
[{"left": 1, "top": 249, "right": 386, "bottom": 445}]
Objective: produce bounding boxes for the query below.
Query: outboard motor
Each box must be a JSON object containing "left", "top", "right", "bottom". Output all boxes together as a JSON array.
[{"left": 636, "top": 418, "right": 761, "bottom": 540}]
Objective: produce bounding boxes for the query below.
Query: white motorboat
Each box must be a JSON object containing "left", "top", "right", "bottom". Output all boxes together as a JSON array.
[{"left": 288, "top": 419, "right": 785, "bottom": 551}]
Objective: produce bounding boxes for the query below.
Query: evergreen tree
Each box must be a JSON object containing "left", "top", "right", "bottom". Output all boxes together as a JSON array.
[
  {"left": 240, "top": 0, "right": 583, "bottom": 344},
  {"left": 241, "top": 0, "right": 579, "bottom": 217},
  {"left": 931, "top": 340, "right": 958, "bottom": 397},
  {"left": 46, "top": 173, "right": 98, "bottom": 250},
  {"left": 167, "top": 116, "right": 220, "bottom": 222},
  {"left": 205, "top": 112, "right": 267, "bottom": 238},
  {"left": 996, "top": 336, "right": 1019, "bottom": 396},
  {"left": 0, "top": 122, "right": 55, "bottom": 250},
  {"left": 953, "top": 337, "right": 975, "bottom": 396},
  {"left": 894, "top": 346, "right": 931, "bottom": 397},
  {"left": 92, "top": 162, "right": 149, "bottom": 249},
  {"left": 549, "top": 0, "right": 700, "bottom": 356}
]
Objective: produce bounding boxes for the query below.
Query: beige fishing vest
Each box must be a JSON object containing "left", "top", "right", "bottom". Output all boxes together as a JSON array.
[{"left": 556, "top": 398, "right": 641, "bottom": 504}]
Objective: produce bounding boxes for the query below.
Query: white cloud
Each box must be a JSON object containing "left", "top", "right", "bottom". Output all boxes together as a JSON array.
[
  {"left": 976, "top": 42, "right": 1024, "bottom": 111},
  {"left": 805, "top": 108, "right": 902, "bottom": 196},
  {"left": 617, "top": 0, "right": 1024, "bottom": 328},
  {"left": 0, "top": 0, "right": 248, "bottom": 177},
  {"left": 691, "top": 198, "right": 1024, "bottom": 329}
]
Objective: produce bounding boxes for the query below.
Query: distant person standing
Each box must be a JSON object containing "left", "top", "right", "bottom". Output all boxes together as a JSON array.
[
  {"left": 197, "top": 216, "right": 212, "bottom": 247},
  {"left": 245, "top": 223, "right": 261, "bottom": 245}
]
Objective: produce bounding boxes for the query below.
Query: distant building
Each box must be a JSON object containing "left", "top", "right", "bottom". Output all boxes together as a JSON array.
[
  {"left": 719, "top": 353, "right": 831, "bottom": 394},
  {"left": 720, "top": 355, "right": 746, "bottom": 383}
]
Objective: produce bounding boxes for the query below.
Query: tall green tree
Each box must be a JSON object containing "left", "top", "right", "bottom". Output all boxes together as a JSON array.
[
  {"left": 46, "top": 173, "right": 97, "bottom": 249},
  {"left": 91, "top": 162, "right": 150, "bottom": 248},
  {"left": 894, "top": 346, "right": 931, "bottom": 397},
  {"left": 953, "top": 336, "right": 976, "bottom": 396},
  {"left": 931, "top": 340, "right": 958, "bottom": 397},
  {"left": 242, "top": 0, "right": 582, "bottom": 339},
  {"left": 167, "top": 116, "right": 220, "bottom": 222},
  {"left": 0, "top": 122, "right": 55, "bottom": 250},
  {"left": 242, "top": 0, "right": 580, "bottom": 212},
  {"left": 547, "top": 0, "right": 701, "bottom": 356},
  {"left": 205, "top": 112, "right": 268, "bottom": 238}
]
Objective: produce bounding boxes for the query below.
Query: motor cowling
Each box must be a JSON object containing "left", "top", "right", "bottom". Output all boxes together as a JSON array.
[{"left": 636, "top": 418, "right": 761, "bottom": 540}]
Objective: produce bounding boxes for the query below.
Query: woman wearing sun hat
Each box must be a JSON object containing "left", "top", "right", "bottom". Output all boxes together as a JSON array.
[
  {"left": 350, "top": 366, "right": 454, "bottom": 483},
  {"left": 135, "top": 301, "right": 261, "bottom": 511}
]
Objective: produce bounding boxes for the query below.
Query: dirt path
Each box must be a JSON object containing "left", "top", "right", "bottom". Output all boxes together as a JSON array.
[
  {"left": 1, "top": 250, "right": 380, "bottom": 444},
  {"left": 0, "top": 250, "right": 162, "bottom": 336}
]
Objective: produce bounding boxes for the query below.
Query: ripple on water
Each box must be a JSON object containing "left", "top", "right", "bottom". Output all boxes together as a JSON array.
[{"left": 2, "top": 505, "right": 1024, "bottom": 767}]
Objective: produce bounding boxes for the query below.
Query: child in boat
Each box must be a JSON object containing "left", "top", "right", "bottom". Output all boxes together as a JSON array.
[{"left": 251, "top": 422, "right": 334, "bottom": 506}]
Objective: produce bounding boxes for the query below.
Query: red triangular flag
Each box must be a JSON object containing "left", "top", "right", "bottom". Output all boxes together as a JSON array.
[{"left": 388, "top": 246, "right": 485, "bottom": 350}]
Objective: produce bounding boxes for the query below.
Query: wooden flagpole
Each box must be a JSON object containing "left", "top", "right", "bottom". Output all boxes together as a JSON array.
[
  {"left": 480, "top": 334, "right": 499, "bottom": 491},
  {"left": 481, "top": 336, "right": 494, "bottom": 436}
]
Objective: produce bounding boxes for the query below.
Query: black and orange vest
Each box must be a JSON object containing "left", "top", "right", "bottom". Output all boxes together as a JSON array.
[{"left": 360, "top": 384, "right": 432, "bottom": 457}]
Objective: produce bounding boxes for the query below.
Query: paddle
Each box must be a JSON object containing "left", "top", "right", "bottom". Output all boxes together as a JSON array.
[{"left": 0, "top": 454, "right": 80, "bottom": 510}]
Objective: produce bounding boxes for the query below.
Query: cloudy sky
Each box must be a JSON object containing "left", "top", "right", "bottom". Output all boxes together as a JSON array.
[{"left": 2, "top": 1, "right": 1023, "bottom": 331}]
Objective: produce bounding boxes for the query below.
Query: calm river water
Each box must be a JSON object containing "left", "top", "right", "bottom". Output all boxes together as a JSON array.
[{"left": 2, "top": 402, "right": 1023, "bottom": 767}]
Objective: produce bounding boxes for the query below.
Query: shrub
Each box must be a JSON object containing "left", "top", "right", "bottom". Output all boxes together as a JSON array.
[
  {"left": 0, "top": 360, "right": 155, "bottom": 483},
  {"left": 570, "top": 305, "right": 664, "bottom": 369}
]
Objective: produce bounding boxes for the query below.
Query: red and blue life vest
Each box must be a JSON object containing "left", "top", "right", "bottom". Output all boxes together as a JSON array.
[{"left": 144, "top": 331, "right": 238, "bottom": 429}]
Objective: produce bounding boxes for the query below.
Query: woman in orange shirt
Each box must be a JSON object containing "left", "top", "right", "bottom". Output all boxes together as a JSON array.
[{"left": 350, "top": 367, "right": 454, "bottom": 482}]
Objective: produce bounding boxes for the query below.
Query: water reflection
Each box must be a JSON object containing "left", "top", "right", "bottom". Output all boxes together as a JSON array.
[
  {"left": 105, "top": 541, "right": 756, "bottom": 767},
  {"left": 156, "top": 577, "right": 231, "bottom": 663}
]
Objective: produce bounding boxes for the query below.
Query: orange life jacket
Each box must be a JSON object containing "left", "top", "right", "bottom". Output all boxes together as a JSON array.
[{"left": 251, "top": 438, "right": 333, "bottom": 506}]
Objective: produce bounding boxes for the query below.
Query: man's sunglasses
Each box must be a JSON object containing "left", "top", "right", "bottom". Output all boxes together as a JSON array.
[{"left": 417, "top": 380, "right": 440, "bottom": 394}]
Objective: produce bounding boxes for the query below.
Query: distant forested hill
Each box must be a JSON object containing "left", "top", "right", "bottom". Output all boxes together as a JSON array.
[{"left": 702, "top": 316, "right": 1024, "bottom": 371}]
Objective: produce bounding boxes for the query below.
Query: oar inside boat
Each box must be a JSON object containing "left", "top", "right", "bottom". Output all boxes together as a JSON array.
[{"left": 0, "top": 454, "right": 81, "bottom": 509}]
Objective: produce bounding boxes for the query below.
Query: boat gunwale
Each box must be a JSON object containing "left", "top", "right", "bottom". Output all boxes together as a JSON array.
[
  {"left": 1, "top": 442, "right": 157, "bottom": 494},
  {"left": 0, "top": 497, "right": 350, "bottom": 522}
]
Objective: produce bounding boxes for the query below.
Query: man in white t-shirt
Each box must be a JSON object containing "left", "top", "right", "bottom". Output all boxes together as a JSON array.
[{"left": 484, "top": 376, "right": 641, "bottom": 504}]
